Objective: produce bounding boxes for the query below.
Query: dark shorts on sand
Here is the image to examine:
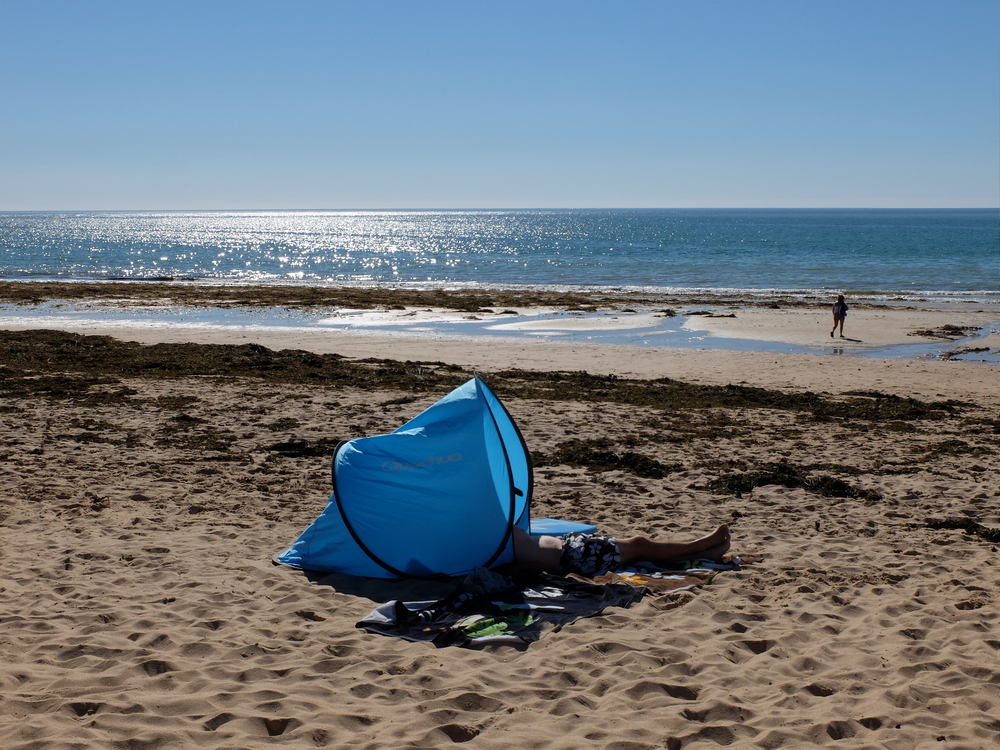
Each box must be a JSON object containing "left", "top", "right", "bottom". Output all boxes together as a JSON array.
[{"left": 558, "top": 533, "right": 621, "bottom": 577}]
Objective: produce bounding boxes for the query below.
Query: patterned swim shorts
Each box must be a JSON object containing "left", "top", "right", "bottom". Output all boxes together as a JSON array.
[{"left": 558, "top": 533, "right": 621, "bottom": 577}]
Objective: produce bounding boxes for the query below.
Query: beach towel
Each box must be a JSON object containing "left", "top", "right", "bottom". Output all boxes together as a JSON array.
[
  {"left": 358, "top": 567, "right": 643, "bottom": 647},
  {"left": 594, "top": 556, "right": 747, "bottom": 593},
  {"left": 357, "top": 558, "right": 744, "bottom": 648}
]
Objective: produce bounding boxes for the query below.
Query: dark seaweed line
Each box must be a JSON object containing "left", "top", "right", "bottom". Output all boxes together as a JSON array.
[
  {"left": 704, "top": 460, "right": 882, "bottom": 503},
  {"left": 0, "top": 280, "right": 821, "bottom": 311},
  {"left": 0, "top": 330, "right": 971, "bottom": 425},
  {"left": 924, "top": 517, "right": 1000, "bottom": 544}
]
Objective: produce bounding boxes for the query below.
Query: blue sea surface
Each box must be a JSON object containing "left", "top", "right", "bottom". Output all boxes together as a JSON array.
[{"left": 1, "top": 209, "right": 997, "bottom": 298}]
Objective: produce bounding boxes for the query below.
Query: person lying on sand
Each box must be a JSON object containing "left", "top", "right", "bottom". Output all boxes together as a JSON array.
[{"left": 512, "top": 524, "right": 731, "bottom": 577}]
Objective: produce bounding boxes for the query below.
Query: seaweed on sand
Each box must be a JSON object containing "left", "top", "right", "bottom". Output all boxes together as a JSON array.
[
  {"left": 918, "top": 439, "right": 992, "bottom": 459},
  {"left": 707, "top": 461, "right": 882, "bottom": 502},
  {"left": 0, "top": 280, "right": 816, "bottom": 312},
  {"left": 0, "top": 370, "right": 140, "bottom": 406},
  {"left": 493, "top": 370, "right": 965, "bottom": 421},
  {"left": 906, "top": 324, "right": 982, "bottom": 340},
  {"left": 925, "top": 517, "right": 1000, "bottom": 544},
  {"left": 0, "top": 330, "right": 469, "bottom": 393},
  {"left": 154, "top": 427, "right": 238, "bottom": 453},
  {"left": 0, "top": 331, "right": 969, "bottom": 427},
  {"left": 264, "top": 438, "right": 342, "bottom": 458},
  {"left": 534, "top": 438, "right": 682, "bottom": 479},
  {"left": 0, "top": 281, "right": 636, "bottom": 312}
]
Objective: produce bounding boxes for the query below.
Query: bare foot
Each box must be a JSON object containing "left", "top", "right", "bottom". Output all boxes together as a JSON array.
[
  {"left": 697, "top": 539, "right": 731, "bottom": 562},
  {"left": 693, "top": 523, "right": 730, "bottom": 551},
  {"left": 650, "top": 531, "right": 731, "bottom": 564},
  {"left": 699, "top": 525, "right": 731, "bottom": 560}
]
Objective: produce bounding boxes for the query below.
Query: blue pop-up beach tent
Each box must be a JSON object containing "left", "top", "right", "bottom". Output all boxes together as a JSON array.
[{"left": 277, "top": 375, "right": 533, "bottom": 578}]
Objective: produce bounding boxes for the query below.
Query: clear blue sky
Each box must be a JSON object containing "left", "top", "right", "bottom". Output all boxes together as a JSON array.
[{"left": 2, "top": 0, "right": 998, "bottom": 209}]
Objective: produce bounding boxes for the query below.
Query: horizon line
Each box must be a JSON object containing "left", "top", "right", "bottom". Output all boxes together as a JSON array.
[{"left": 3, "top": 206, "right": 998, "bottom": 213}]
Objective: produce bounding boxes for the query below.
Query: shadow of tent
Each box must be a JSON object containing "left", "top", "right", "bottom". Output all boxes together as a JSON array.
[{"left": 302, "top": 569, "right": 458, "bottom": 604}]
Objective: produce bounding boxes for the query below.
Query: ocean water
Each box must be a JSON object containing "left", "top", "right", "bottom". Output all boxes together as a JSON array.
[{"left": 1, "top": 209, "right": 997, "bottom": 298}]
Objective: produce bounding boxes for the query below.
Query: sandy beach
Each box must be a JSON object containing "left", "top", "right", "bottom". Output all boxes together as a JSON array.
[
  {"left": 5, "top": 0, "right": 999, "bottom": 742},
  {"left": 1, "top": 288, "right": 998, "bottom": 749}
]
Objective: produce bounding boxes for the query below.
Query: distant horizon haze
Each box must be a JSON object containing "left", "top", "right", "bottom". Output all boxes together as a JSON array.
[{"left": 3, "top": 206, "right": 998, "bottom": 213}]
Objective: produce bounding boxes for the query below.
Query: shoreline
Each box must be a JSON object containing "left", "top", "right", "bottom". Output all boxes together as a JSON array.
[
  {"left": 2, "top": 278, "right": 998, "bottom": 305},
  {"left": 1, "top": 281, "right": 998, "bottom": 369}
]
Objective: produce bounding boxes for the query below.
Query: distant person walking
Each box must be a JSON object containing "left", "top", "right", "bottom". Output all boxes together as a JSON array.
[{"left": 831, "top": 294, "right": 848, "bottom": 338}]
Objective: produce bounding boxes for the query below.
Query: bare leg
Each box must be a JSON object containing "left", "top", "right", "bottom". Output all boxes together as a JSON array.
[{"left": 617, "top": 524, "right": 731, "bottom": 565}]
